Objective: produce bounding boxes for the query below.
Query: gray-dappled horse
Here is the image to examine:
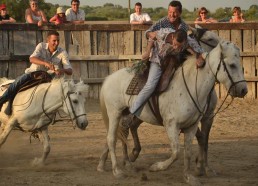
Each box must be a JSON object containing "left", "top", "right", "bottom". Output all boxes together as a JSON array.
[
  {"left": 118, "top": 27, "right": 224, "bottom": 177},
  {"left": 0, "top": 77, "right": 89, "bottom": 165},
  {"left": 97, "top": 40, "right": 247, "bottom": 185}
]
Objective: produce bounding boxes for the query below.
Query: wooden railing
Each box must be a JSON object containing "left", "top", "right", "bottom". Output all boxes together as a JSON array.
[{"left": 0, "top": 22, "right": 258, "bottom": 99}]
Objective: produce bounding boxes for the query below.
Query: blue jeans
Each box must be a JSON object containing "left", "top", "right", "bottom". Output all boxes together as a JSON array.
[
  {"left": 0, "top": 73, "right": 32, "bottom": 103},
  {"left": 130, "top": 62, "right": 162, "bottom": 116}
]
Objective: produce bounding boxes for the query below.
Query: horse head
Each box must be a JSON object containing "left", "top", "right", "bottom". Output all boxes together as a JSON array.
[
  {"left": 189, "top": 26, "right": 221, "bottom": 52},
  {"left": 208, "top": 40, "right": 247, "bottom": 98},
  {"left": 62, "top": 79, "right": 89, "bottom": 130}
]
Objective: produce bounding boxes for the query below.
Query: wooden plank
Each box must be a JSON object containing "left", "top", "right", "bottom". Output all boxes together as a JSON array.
[
  {"left": 13, "top": 31, "right": 36, "bottom": 55},
  {"left": 123, "top": 31, "right": 134, "bottom": 55},
  {"left": 231, "top": 30, "right": 242, "bottom": 50},
  {"left": 0, "top": 61, "right": 8, "bottom": 77},
  {"left": 83, "top": 78, "right": 104, "bottom": 83},
  {"left": 218, "top": 30, "right": 230, "bottom": 41},
  {"left": 142, "top": 30, "right": 148, "bottom": 55},
  {"left": 135, "top": 31, "right": 142, "bottom": 55},
  {"left": 0, "top": 31, "right": 8, "bottom": 55},
  {"left": 69, "top": 55, "right": 142, "bottom": 61},
  {"left": 243, "top": 29, "right": 256, "bottom": 98}
]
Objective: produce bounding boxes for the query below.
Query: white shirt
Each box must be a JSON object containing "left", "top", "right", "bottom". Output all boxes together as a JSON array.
[
  {"left": 130, "top": 13, "right": 151, "bottom": 23},
  {"left": 26, "top": 42, "right": 72, "bottom": 74},
  {"left": 65, "top": 8, "right": 85, "bottom": 21}
]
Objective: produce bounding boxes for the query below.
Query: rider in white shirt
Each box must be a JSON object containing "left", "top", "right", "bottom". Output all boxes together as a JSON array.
[{"left": 130, "top": 2, "right": 152, "bottom": 24}]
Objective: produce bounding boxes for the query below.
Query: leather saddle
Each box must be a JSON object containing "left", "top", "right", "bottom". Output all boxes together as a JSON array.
[
  {"left": 4, "top": 71, "right": 52, "bottom": 115},
  {"left": 126, "top": 53, "right": 186, "bottom": 123}
]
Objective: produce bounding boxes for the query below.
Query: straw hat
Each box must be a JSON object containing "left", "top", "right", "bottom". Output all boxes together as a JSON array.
[
  {"left": 57, "top": 7, "right": 65, "bottom": 14},
  {"left": 0, "top": 4, "right": 7, "bottom": 10}
]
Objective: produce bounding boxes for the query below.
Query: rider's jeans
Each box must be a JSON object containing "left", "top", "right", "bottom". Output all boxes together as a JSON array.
[
  {"left": 130, "top": 62, "right": 162, "bottom": 116},
  {"left": 0, "top": 73, "right": 31, "bottom": 101}
]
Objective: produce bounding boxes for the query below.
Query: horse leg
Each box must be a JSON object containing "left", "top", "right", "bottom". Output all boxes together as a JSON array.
[
  {"left": 97, "top": 143, "right": 109, "bottom": 172},
  {"left": 195, "top": 91, "right": 217, "bottom": 176},
  {"left": 0, "top": 118, "right": 17, "bottom": 148},
  {"left": 184, "top": 124, "right": 202, "bottom": 186},
  {"left": 196, "top": 115, "right": 216, "bottom": 176},
  {"left": 149, "top": 121, "right": 180, "bottom": 172},
  {"left": 32, "top": 129, "right": 50, "bottom": 166},
  {"left": 107, "top": 114, "right": 126, "bottom": 178},
  {"left": 128, "top": 119, "right": 142, "bottom": 162}
]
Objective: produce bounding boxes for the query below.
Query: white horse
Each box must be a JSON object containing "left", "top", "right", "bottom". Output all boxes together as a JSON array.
[
  {"left": 117, "top": 28, "right": 223, "bottom": 177},
  {"left": 0, "top": 77, "right": 89, "bottom": 166},
  {"left": 97, "top": 40, "right": 247, "bottom": 185}
]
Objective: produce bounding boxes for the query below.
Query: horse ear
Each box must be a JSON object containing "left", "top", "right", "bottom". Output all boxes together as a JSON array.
[
  {"left": 188, "top": 26, "right": 196, "bottom": 35},
  {"left": 75, "top": 83, "right": 89, "bottom": 93}
]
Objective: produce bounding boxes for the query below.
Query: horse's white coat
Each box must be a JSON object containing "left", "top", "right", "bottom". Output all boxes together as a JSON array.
[
  {"left": 0, "top": 78, "right": 89, "bottom": 165},
  {"left": 98, "top": 40, "right": 247, "bottom": 184}
]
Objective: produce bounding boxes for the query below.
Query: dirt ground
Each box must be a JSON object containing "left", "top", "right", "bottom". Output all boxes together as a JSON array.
[{"left": 0, "top": 98, "right": 257, "bottom": 186}]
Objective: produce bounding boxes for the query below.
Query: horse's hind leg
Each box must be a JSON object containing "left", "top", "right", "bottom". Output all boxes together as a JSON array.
[
  {"left": 128, "top": 119, "right": 142, "bottom": 162},
  {"left": 32, "top": 128, "right": 50, "bottom": 166},
  {"left": 0, "top": 118, "right": 17, "bottom": 148},
  {"left": 97, "top": 143, "right": 109, "bottom": 172}
]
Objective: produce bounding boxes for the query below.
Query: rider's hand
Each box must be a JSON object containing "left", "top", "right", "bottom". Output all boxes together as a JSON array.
[
  {"left": 54, "top": 69, "right": 64, "bottom": 76},
  {"left": 44, "top": 62, "right": 55, "bottom": 71},
  {"left": 147, "top": 32, "right": 157, "bottom": 40}
]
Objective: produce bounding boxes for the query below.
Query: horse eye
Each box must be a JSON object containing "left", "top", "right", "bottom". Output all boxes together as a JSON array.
[
  {"left": 73, "top": 100, "right": 78, "bottom": 104},
  {"left": 229, "top": 64, "right": 236, "bottom": 69}
]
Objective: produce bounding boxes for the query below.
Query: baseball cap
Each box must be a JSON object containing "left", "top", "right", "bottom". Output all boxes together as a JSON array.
[
  {"left": 0, "top": 4, "right": 7, "bottom": 10},
  {"left": 57, "top": 7, "right": 65, "bottom": 14}
]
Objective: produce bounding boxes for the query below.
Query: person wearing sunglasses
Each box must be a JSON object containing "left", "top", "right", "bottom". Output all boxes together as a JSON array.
[
  {"left": 65, "top": 0, "right": 85, "bottom": 24},
  {"left": 0, "top": 4, "right": 16, "bottom": 24},
  {"left": 194, "top": 7, "right": 217, "bottom": 23},
  {"left": 230, "top": 7, "right": 245, "bottom": 23},
  {"left": 25, "top": 0, "right": 47, "bottom": 26}
]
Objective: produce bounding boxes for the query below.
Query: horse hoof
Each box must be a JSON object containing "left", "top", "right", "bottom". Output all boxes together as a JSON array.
[
  {"left": 205, "top": 166, "right": 217, "bottom": 177},
  {"left": 185, "top": 174, "right": 202, "bottom": 186},
  {"left": 113, "top": 169, "right": 126, "bottom": 179},
  {"left": 31, "top": 158, "right": 44, "bottom": 167},
  {"left": 97, "top": 163, "right": 105, "bottom": 172},
  {"left": 149, "top": 162, "right": 163, "bottom": 172}
]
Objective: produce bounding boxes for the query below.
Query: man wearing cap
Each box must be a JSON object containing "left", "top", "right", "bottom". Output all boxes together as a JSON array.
[
  {"left": 65, "top": 0, "right": 85, "bottom": 24},
  {"left": 50, "top": 7, "right": 68, "bottom": 25},
  {"left": 0, "top": 4, "right": 16, "bottom": 24}
]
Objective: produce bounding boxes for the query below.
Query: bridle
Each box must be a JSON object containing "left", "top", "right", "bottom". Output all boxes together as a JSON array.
[
  {"left": 182, "top": 41, "right": 246, "bottom": 117},
  {"left": 41, "top": 80, "right": 86, "bottom": 128}
]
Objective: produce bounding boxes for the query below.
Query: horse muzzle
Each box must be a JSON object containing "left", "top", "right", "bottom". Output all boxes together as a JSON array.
[
  {"left": 75, "top": 115, "right": 88, "bottom": 130},
  {"left": 229, "top": 82, "right": 248, "bottom": 98}
]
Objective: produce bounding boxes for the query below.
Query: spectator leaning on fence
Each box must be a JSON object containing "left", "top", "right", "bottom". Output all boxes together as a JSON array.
[
  {"left": 65, "top": 0, "right": 85, "bottom": 24},
  {"left": 0, "top": 4, "right": 16, "bottom": 24},
  {"left": 25, "top": 0, "right": 47, "bottom": 26},
  {"left": 50, "top": 7, "right": 69, "bottom": 25},
  {"left": 130, "top": 2, "right": 152, "bottom": 24},
  {"left": 230, "top": 6, "right": 245, "bottom": 23},
  {"left": 194, "top": 7, "right": 217, "bottom": 23}
]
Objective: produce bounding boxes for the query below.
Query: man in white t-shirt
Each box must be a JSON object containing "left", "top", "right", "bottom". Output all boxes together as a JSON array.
[
  {"left": 65, "top": 0, "right": 85, "bottom": 24},
  {"left": 130, "top": 2, "right": 152, "bottom": 24}
]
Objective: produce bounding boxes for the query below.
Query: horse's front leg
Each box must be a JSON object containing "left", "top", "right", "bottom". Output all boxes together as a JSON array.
[
  {"left": 149, "top": 120, "right": 180, "bottom": 172},
  {"left": 107, "top": 115, "right": 126, "bottom": 178},
  {"left": 184, "top": 124, "right": 202, "bottom": 186},
  {"left": 32, "top": 128, "right": 50, "bottom": 166},
  {"left": 195, "top": 114, "right": 216, "bottom": 176},
  {"left": 0, "top": 117, "right": 17, "bottom": 148},
  {"left": 97, "top": 143, "right": 109, "bottom": 172}
]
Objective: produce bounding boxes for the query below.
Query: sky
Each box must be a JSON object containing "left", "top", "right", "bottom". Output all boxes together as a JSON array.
[{"left": 45, "top": 0, "right": 258, "bottom": 12}]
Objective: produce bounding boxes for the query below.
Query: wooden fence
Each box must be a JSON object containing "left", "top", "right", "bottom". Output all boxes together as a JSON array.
[{"left": 0, "top": 22, "right": 258, "bottom": 99}]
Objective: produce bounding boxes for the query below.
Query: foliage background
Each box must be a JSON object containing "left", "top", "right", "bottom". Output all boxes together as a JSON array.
[{"left": 1, "top": 0, "right": 258, "bottom": 22}]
